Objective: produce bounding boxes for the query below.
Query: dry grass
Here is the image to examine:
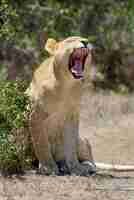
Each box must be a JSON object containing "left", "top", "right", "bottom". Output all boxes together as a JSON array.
[
  {"left": 80, "top": 90, "right": 134, "bottom": 164},
  {"left": 81, "top": 89, "right": 134, "bottom": 127}
]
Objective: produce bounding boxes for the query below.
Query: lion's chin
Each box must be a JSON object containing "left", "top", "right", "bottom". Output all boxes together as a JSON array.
[{"left": 69, "top": 47, "right": 89, "bottom": 79}]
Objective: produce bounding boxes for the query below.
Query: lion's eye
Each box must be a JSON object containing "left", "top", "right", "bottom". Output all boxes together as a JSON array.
[
  {"left": 81, "top": 41, "right": 88, "bottom": 48},
  {"left": 81, "top": 41, "right": 93, "bottom": 50},
  {"left": 74, "top": 42, "right": 85, "bottom": 48}
]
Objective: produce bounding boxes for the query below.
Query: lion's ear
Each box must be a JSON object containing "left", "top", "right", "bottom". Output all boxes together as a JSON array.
[{"left": 45, "top": 38, "right": 58, "bottom": 55}]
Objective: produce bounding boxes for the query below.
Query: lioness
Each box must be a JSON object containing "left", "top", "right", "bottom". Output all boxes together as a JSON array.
[{"left": 27, "top": 36, "right": 96, "bottom": 175}]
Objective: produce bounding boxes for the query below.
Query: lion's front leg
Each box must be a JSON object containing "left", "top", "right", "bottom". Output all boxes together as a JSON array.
[
  {"left": 63, "top": 119, "right": 79, "bottom": 171},
  {"left": 29, "top": 107, "right": 59, "bottom": 175},
  {"left": 63, "top": 119, "right": 95, "bottom": 176},
  {"left": 78, "top": 138, "right": 96, "bottom": 174}
]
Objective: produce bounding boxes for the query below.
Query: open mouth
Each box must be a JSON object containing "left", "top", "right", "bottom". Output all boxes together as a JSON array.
[{"left": 69, "top": 47, "right": 89, "bottom": 79}]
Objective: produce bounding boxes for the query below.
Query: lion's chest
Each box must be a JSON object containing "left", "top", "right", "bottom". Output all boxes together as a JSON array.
[{"left": 40, "top": 85, "right": 81, "bottom": 116}]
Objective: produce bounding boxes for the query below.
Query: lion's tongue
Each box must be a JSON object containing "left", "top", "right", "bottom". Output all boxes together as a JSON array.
[{"left": 71, "top": 59, "right": 83, "bottom": 77}]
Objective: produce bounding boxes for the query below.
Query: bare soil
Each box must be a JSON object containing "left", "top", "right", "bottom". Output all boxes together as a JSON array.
[{"left": 1, "top": 90, "right": 134, "bottom": 200}]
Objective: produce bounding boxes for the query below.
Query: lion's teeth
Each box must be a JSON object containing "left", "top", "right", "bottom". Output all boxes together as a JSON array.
[
  {"left": 71, "top": 69, "right": 78, "bottom": 73},
  {"left": 71, "top": 68, "right": 82, "bottom": 75}
]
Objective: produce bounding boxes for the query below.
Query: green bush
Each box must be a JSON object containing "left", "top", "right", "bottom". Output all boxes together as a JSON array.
[{"left": 0, "top": 80, "right": 31, "bottom": 175}]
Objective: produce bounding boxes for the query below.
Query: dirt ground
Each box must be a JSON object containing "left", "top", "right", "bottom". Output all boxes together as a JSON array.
[
  {"left": 1, "top": 172, "right": 134, "bottom": 200},
  {"left": 1, "top": 90, "right": 134, "bottom": 200}
]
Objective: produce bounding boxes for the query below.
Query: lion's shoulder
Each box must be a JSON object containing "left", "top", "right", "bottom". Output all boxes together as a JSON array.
[{"left": 27, "top": 56, "right": 57, "bottom": 100}]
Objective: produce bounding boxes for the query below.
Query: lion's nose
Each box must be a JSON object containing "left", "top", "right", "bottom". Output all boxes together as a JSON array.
[{"left": 87, "top": 43, "right": 94, "bottom": 50}]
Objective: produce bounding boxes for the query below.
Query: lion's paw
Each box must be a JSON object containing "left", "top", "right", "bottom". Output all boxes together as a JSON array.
[
  {"left": 71, "top": 162, "right": 96, "bottom": 176},
  {"left": 37, "top": 162, "right": 59, "bottom": 175}
]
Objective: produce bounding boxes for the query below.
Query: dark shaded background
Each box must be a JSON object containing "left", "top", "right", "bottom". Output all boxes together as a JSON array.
[{"left": 0, "top": 0, "right": 134, "bottom": 90}]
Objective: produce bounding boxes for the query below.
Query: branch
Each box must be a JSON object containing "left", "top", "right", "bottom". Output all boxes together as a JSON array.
[
  {"left": 83, "top": 161, "right": 134, "bottom": 172},
  {"left": 95, "top": 162, "right": 134, "bottom": 172}
]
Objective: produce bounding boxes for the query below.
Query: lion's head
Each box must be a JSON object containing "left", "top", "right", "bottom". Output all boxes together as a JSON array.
[{"left": 45, "top": 36, "right": 93, "bottom": 81}]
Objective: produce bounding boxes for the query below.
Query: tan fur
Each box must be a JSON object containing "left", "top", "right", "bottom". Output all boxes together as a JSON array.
[{"left": 27, "top": 36, "right": 95, "bottom": 175}]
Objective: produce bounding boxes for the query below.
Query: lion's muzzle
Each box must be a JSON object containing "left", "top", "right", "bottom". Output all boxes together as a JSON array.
[{"left": 69, "top": 47, "right": 90, "bottom": 79}]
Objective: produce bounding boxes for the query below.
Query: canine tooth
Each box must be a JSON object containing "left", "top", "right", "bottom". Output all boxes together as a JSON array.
[{"left": 71, "top": 69, "right": 78, "bottom": 73}]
